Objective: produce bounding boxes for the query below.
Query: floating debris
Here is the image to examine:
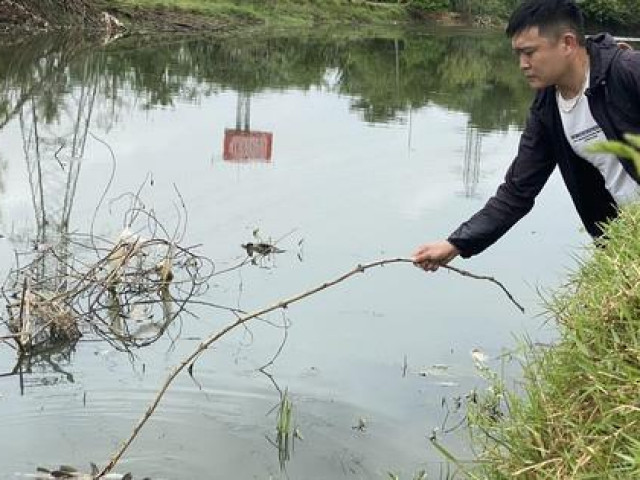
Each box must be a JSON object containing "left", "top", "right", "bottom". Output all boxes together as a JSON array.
[
  {"left": 241, "top": 242, "right": 285, "bottom": 258},
  {"left": 240, "top": 228, "right": 295, "bottom": 267},
  {"left": 471, "top": 347, "right": 489, "bottom": 365},
  {"left": 435, "top": 381, "right": 460, "bottom": 388},
  {"left": 21, "top": 463, "right": 141, "bottom": 479},
  {"left": 352, "top": 417, "right": 367, "bottom": 432},
  {"left": 418, "top": 364, "right": 451, "bottom": 377}
]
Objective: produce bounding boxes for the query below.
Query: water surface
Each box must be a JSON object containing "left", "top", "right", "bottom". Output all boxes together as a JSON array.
[{"left": 0, "top": 28, "right": 588, "bottom": 479}]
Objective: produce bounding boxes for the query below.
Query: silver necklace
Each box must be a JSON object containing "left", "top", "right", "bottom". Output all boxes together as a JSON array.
[
  {"left": 557, "top": 67, "right": 590, "bottom": 114},
  {"left": 558, "top": 89, "right": 584, "bottom": 113}
]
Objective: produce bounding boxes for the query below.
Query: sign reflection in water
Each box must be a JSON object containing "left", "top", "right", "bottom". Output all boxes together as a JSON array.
[{"left": 223, "top": 92, "right": 273, "bottom": 163}]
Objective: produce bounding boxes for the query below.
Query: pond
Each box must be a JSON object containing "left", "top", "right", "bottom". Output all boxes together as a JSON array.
[{"left": 0, "top": 27, "right": 590, "bottom": 479}]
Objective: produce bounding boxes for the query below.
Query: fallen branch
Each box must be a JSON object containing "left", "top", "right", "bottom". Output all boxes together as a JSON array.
[{"left": 97, "top": 257, "right": 523, "bottom": 476}]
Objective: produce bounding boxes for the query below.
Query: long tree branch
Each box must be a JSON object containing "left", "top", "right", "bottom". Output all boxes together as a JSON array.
[{"left": 96, "top": 257, "right": 523, "bottom": 477}]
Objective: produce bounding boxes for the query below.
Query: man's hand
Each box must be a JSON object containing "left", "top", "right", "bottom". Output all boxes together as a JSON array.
[{"left": 411, "top": 240, "right": 460, "bottom": 272}]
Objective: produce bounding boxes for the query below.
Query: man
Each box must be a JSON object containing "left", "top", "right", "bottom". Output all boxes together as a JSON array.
[{"left": 412, "top": 0, "right": 640, "bottom": 271}]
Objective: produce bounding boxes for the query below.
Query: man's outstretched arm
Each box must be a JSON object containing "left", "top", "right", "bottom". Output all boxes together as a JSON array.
[{"left": 413, "top": 109, "right": 556, "bottom": 271}]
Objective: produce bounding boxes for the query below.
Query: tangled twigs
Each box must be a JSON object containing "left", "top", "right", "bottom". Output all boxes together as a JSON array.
[
  {"left": 1, "top": 233, "right": 214, "bottom": 355},
  {"left": 0, "top": 181, "right": 227, "bottom": 356},
  {"left": 97, "top": 257, "right": 524, "bottom": 477}
]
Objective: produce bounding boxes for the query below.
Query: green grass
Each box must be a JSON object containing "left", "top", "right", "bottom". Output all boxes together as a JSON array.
[
  {"left": 455, "top": 203, "right": 640, "bottom": 479},
  {"left": 110, "top": 0, "right": 407, "bottom": 28}
]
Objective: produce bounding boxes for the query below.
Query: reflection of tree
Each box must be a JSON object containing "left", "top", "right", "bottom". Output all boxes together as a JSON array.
[
  {"left": 18, "top": 61, "right": 97, "bottom": 293},
  {"left": 0, "top": 31, "right": 532, "bottom": 135},
  {"left": 0, "top": 34, "right": 120, "bottom": 246},
  {"left": 19, "top": 73, "right": 95, "bottom": 244},
  {"left": 1, "top": 96, "right": 85, "bottom": 390},
  {"left": 0, "top": 35, "right": 86, "bottom": 129},
  {"left": 1, "top": 40, "right": 100, "bottom": 388}
]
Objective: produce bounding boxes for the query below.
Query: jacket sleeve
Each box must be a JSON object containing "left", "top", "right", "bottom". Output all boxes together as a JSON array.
[{"left": 447, "top": 110, "right": 556, "bottom": 258}]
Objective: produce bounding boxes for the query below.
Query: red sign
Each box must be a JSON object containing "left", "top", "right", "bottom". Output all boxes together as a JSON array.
[{"left": 223, "top": 129, "right": 273, "bottom": 163}]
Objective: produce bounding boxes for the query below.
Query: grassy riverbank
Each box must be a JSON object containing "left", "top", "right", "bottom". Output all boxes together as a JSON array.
[
  {"left": 456, "top": 204, "right": 640, "bottom": 478},
  {"left": 104, "top": 0, "right": 640, "bottom": 30}
]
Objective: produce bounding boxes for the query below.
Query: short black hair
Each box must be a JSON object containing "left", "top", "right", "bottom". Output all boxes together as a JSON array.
[{"left": 506, "top": 0, "right": 585, "bottom": 45}]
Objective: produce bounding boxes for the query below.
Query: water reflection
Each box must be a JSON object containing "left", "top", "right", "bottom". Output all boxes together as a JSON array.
[
  {"left": 1, "top": 39, "right": 221, "bottom": 377},
  {"left": 0, "top": 28, "right": 547, "bottom": 479},
  {"left": 18, "top": 80, "right": 86, "bottom": 269},
  {"left": 0, "top": 31, "right": 536, "bottom": 189},
  {"left": 0, "top": 31, "right": 532, "bottom": 135},
  {"left": 1, "top": 95, "right": 86, "bottom": 369}
]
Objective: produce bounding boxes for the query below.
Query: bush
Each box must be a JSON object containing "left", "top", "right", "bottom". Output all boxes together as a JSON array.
[
  {"left": 449, "top": 0, "right": 518, "bottom": 17},
  {"left": 580, "top": 0, "right": 626, "bottom": 24},
  {"left": 569, "top": 0, "right": 640, "bottom": 26},
  {"left": 407, "top": 0, "right": 449, "bottom": 14}
]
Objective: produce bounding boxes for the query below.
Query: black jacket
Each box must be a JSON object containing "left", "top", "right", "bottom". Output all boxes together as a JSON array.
[{"left": 448, "top": 34, "right": 640, "bottom": 258}]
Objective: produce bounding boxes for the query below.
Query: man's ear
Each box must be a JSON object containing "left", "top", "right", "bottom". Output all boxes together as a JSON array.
[{"left": 561, "top": 32, "right": 580, "bottom": 53}]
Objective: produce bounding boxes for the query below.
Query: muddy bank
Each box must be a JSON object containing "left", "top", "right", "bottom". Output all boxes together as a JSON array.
[
  {"left": 0, "top": 0, "right": 102, "bottom": 33},
  {"left": 96, "top": 3, "right": 249, "bottom": 34},
  {"left": 0, "top": 0, "right": 242, "bottom": 35}
]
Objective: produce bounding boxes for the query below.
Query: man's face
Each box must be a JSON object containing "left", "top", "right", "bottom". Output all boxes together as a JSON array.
[{"left": 512, "top": 26, "right": 571, "bottom": 89}]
